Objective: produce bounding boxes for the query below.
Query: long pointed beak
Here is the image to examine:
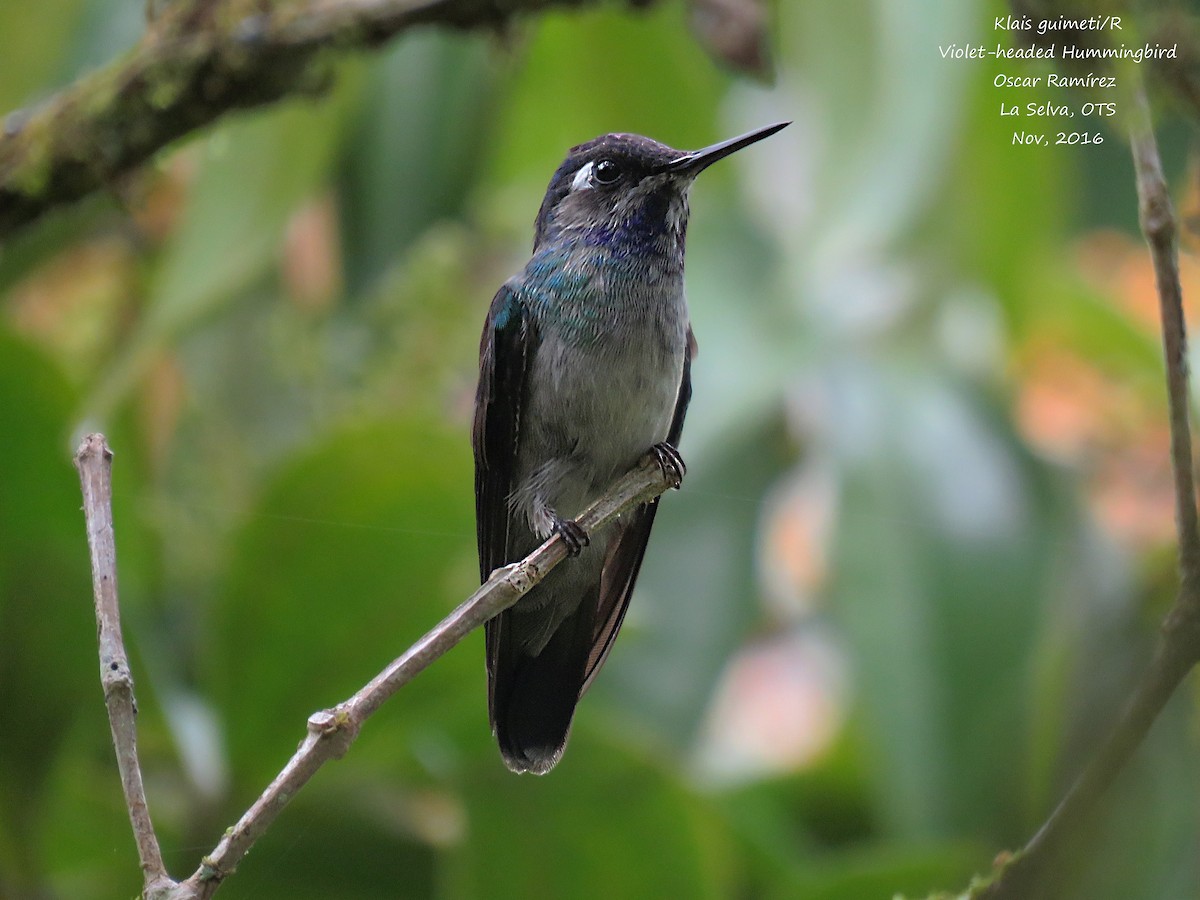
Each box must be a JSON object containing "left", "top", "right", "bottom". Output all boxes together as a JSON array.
[{"left": 664, "top": 121, "right": 790, "bottom": 177}]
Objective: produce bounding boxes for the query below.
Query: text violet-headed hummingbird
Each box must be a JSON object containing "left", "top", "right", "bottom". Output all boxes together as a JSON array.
[{"left": 473, "top": 121, "right": 788, "bottom": 773}]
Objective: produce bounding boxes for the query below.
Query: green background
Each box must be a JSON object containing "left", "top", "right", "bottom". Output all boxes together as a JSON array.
[{"left": 1, "top": 1, "right": 1197, "bottom": 897}]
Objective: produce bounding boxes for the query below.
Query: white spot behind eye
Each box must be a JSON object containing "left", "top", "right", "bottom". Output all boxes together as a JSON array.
[{"left": 570, "top": 162, "right": 594, "bottom": 192}]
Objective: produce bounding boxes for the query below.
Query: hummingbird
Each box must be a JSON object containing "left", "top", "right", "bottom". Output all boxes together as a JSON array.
[{"left": 473, "top": 121, "right": 788, "bottom": 774}]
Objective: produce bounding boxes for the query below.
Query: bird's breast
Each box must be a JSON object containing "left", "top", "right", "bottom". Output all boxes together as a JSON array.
[{"left": 523, "top": 283, "right": 688, "bottom": 488}]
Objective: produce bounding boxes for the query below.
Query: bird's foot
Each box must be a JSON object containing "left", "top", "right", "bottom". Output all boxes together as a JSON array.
[
  {"left": 552, "top": 516, "right": 590, "bottom": 557},
  {"left": 647, "top": 442, "right": 686, "bottom": 489}
]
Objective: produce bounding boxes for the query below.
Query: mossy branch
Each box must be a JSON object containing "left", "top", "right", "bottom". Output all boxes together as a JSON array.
[{"left": 0, "top": 0, "right": 648, "bottom": 241}]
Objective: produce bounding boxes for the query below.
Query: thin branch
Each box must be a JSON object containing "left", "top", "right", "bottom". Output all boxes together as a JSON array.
[
  {"left": 73, "top": 431, "right": 677, "bottom": 900},
  {"left": 976, "top": 78, "right": 1200, "bottom": 900},
  {"left": 172, "top": 456, "right": 675, "bottom": 899},
  {"left": 1132, "top": 96, "right": 1200, "bottom": 580},
  {"left": 0, "top": 0, "right": 648, "bottom": 241},
  {"left": 74, "top": 434, "right": 174, "bottom": 897}
]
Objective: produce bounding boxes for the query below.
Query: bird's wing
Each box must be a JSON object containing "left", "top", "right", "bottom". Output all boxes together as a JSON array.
[
  {"left": 582, "top": 326, "right": 696, "bottom": 692},
  {"left": 474, "top": 284, "right": 538, "bottom": 735},
  {"left": 472, "top": 283, "right": 533, "bottom": 582}
]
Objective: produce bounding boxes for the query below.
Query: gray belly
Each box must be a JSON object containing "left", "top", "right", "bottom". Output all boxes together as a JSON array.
[
  {"left": 510, "top": 318, "right": 686, "bottom": 539},
  {"left": 504, "top": 323, "right": 684, "bottom": 650}
]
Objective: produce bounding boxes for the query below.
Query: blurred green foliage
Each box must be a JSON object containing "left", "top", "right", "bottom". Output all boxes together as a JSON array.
[{"left": 2, "top": 0, "right": 1198, "bottom": 898}]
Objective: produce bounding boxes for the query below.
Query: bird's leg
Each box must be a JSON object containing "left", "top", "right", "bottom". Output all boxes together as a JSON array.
[
  {"left": 552, "top": 515, "right": 590, "bottom": 557},
  {"left": 647, "top": 442, "right": 686, "bottom": 489}
]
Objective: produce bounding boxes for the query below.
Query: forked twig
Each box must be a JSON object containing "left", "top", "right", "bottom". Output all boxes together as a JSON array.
[{"left": 74, "top": 431, "right": 677, "bottom": 900}]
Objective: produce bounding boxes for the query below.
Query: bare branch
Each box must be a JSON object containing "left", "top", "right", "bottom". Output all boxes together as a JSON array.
[
  {"left": 0, "top": 0, "right": 649, "bottom": 241},
  {"left": 1130, "top": 94, "right": 1200, "bottom": 579},
  {"left": 74, "top": 434, "right": 174, "bottom": 897},
  {"left": 975, "top": 77, "right": 1200, "bottom": 900},
  {"left": 172, "top": 455, "right": 675, "bottom": 898}
]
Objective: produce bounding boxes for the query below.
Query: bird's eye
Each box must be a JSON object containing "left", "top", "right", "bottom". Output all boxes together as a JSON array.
[{"left": 592, "top": 159, "right": 622, "bottom": 185}]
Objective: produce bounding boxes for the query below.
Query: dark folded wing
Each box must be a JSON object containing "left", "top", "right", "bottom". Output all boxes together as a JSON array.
[
  {"left": 582, "top": 327, "right": 696, "bottom": 691},
  {"left": 472, "top": 283, "right": 532, "bottom": 582},
  {"left": 475, "top": 284, "right": 537, "bottom": 732}
]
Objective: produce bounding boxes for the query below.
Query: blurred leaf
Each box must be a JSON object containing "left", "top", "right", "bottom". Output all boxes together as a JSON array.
[
  {"left": 1049, "top": 696, "right": 1200, "bottom": 899},
  {"left": 938, "top": 29, "right": 1066, "bottom": 332},
  {"left": 88, "top": 83, "right": 362, "bottom": 418},
  {"left": 771, "top": 842, "right": 981, "bottom": 900},
  {"left": 819, "top": 360, "right": 1089, "bottom": 839},
  {"left": 1034, "top": 275, "right": 1162, "bottom": 382},
  {"left": 752, "top": 0, "right": 981, "bottom": 270},
  {"left": 217, "top": 790, "right": 438, "bottom": 899},
  {"left": 444, "top": 734, "right": 735, "bottom": 900},
  {"left": 0, "top": 330, "right": 94, "bottom": 886},
  {"left": 206, "top": 416, "right": 479, "bottom": 790},
  {"left": 681, "top": 202, "right": 805, "bottom": 448},
  {"left": 0, "top": 196, "right": 117, "bottom": 297},
  {"left": 714, "top": 727, "right": 881, "bottom": 854},
  {"left": 489, "top": 4, "right": 727, "bottom": 194},
  {"left": 599, "top": 413, "right": 791, "bottom": 748},
  {"left": 59, "top": 0, "right": 144, "bottom": 83},
  {"left": 152, "top": 95, "right": 354, "bottom": 331},
  {"left": 339, "top": 32, "right": 498, "bottom": 298},
  {"left": 36, "top": 739, "right": 141, "bottom": 900},
  {"left": 0, "top": 0, "right": 90, "bottom": 111}
]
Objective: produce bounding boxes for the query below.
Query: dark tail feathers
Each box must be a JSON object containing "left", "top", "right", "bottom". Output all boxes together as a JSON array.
[{"left": 489, "top": 604, "right": 593, "bottom": 774}]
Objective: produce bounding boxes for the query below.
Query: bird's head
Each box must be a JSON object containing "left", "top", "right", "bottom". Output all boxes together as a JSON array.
[{"left": 532, "top": 122, "right": 788, "bottom": 251}]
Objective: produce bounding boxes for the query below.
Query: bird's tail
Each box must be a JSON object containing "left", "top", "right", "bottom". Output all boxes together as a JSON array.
[{"left": 486, "top": 597, "right": 596, "bottom": 775}]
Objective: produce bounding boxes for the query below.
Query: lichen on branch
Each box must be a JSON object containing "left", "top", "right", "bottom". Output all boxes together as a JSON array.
[{"left": 0, "top": 0, "right": 636, "bottom": 240}]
